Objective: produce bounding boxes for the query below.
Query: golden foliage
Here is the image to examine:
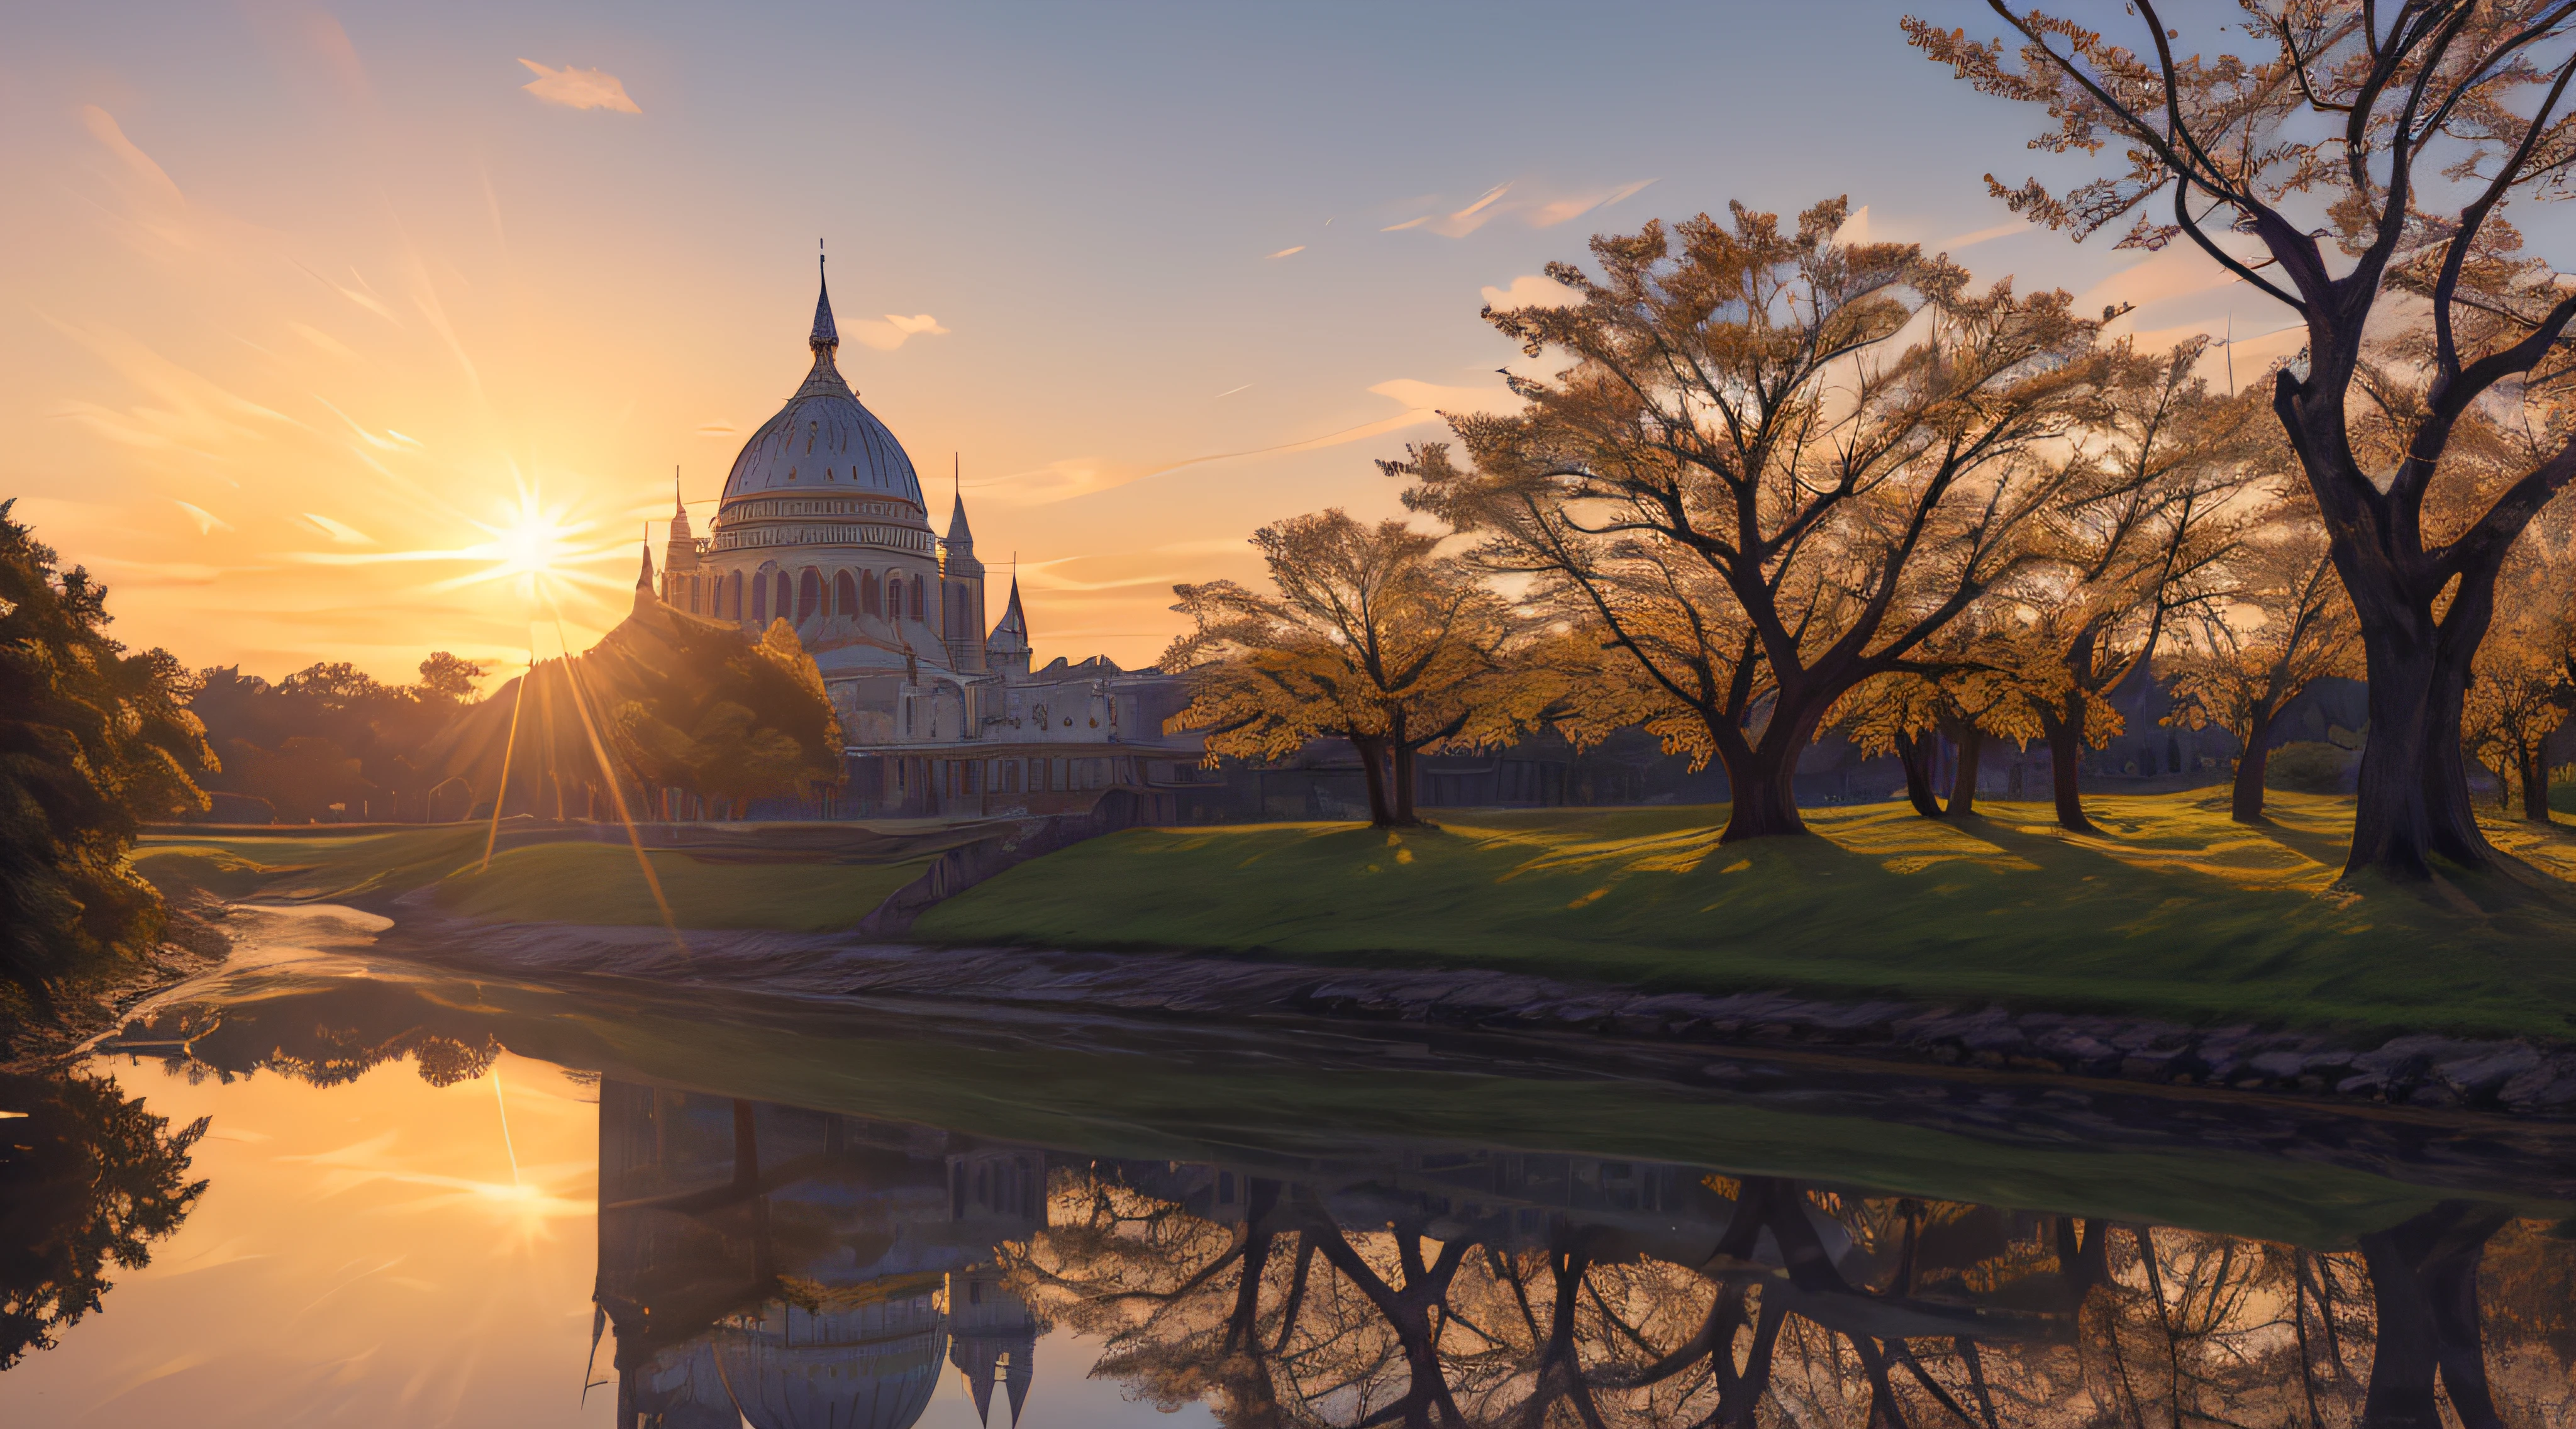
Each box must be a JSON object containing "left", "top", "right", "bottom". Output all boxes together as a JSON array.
[{"left": 1389, "top": 197, "right": 2105, "bottom": 833}]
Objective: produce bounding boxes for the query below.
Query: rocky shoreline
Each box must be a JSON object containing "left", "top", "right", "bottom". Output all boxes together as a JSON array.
[
  {"left": 375, "top": 894, "right": 2576, "bottom": 1117},
  {"left": 0, "top": 894, "right": 232, "bottom": 1073}
]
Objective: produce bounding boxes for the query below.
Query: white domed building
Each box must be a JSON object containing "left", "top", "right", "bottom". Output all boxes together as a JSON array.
[{"left": 646, "top": 264, "right": 1201, "bottom": 820}]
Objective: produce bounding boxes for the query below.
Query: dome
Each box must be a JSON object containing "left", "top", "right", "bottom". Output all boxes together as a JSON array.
[
  {"left": 711, "top": 1299, "right": 946, "bottom": 1429},
  {"left": 719, "top": 265, "right": 926, "bottom": 511}
]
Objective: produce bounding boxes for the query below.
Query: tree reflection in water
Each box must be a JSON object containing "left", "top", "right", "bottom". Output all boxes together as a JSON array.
[
  {"left": 60, "top": 990, "right": 2576, "bottom": 1428},
  {"left": 0, "top": 1071, "right": 206, "bottom": 1370},
  {"left": 1004, "top": 1171, "right": 2575, "bottom": 1429},
  {"left": 574, "top": 1080, "right": 2576, "bottom": 1429}
]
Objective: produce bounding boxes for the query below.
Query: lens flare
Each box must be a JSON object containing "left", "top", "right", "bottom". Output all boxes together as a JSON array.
[{"left": 282, "top": 482, "right": 633, "bottom": 616}]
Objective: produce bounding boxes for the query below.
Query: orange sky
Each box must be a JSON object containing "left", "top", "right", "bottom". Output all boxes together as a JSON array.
[{"left": 0, "top": 2, "right": 2312, "bottom": 687}]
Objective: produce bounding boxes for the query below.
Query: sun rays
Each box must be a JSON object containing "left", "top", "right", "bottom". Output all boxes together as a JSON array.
[{"left": 283, "top": 482, "right": 633, "bottom": 614}]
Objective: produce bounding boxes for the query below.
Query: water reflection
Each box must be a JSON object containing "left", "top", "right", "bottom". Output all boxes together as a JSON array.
[
  {"left": 593, "top": 1081, "right": 2575, "bottom": 1428},
  {"left": 596, "top": 1086, "right": 1042, "bottom": 1428},
  {"left": 13, "top": 948, "right": 2574, "bottom": 1428},
  {"left": 0, "top": 1072, "right": 206, "bottom": 1369}
]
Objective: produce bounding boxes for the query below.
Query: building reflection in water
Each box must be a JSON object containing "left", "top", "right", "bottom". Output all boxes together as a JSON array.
[
  {"left": 592, "top": 1081, "right": 2574, "bottom": 1429},
  {"left": 593, "top": 1082, "right": 1043, "bottom": 1428}
]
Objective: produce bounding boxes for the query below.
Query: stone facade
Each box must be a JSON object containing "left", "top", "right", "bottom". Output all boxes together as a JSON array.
[{"left": 648, "top": 263, "right": 1198, "bottom": 820}]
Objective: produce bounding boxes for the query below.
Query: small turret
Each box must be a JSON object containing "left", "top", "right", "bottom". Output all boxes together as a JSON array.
[
  {"left": 659, "top": 475, "right": 707, "bottom": 613},
  {"left": 632, "top": 540, "right": 658, "bottom": 618},
  {"left": 985, "top": 574, "right": 1031, "bottom": 679},
  {"left": 940, "top": 468, "right": 987, "bottom": 674},
  {"left": 664, "top": 476, "right": 697, "bottom": 571}
]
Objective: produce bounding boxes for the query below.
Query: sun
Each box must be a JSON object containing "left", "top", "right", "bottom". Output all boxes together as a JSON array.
[
  {"left": 282, "top": 479, "right": 639, "bottom": 626},
  {"left": 469, "top": 492, "right": 596, "bottom": 601},
  {"left": 426, "top": 486, "right": 631, "bottom": 610}
]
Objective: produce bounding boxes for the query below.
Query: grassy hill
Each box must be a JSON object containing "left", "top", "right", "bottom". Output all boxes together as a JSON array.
[
  {"left": 130, "top": 792, "right": 2576, "bottom": 1040},
  {"left": 916, "top": 791, "right": 2576, "bottom": 1042},
  {"left": 131, "top": 824, "right": 931, "bottom": 933}
]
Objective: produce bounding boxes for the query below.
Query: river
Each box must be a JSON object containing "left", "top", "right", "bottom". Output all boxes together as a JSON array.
[{"left": 1, "top": 906, "right": 2570, "bottom": 1427}]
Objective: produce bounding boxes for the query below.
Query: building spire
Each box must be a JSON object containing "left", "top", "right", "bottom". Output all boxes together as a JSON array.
[
  {"left": 672, "top": 466, "right": 686, "bottom": 518},
  {"left": 810, "top": 243, "right": 838, "bottom": 353},
  {"left": 945, "top": 453, "right": 974, "bottom": 547}
]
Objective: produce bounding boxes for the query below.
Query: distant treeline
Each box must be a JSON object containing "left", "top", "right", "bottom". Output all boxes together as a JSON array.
[{"left": 184, "top": 655, "right": 485, "bottom": 824}]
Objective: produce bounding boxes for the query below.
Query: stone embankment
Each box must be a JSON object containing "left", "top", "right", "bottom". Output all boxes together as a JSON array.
[{"left": 370, "top": 909, "right": 2576, "bottom": 1116}]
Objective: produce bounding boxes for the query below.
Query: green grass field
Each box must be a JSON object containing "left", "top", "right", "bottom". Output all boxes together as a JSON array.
[
  {"left": 431, "top": 842, "right": 924, "bottom": 931},
  {"left": 916, "top": 791, "right": 2576, "bottom": 1042},
  {"left": 132, "top": 826, "right": 927, "bottom": 932}
]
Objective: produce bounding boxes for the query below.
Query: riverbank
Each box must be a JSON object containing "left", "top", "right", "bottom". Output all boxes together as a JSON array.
[
  {"left": 0, "top": 894, "right": 230, "bottom": 1072},
  {"left": 128, "top": 818, "right": 980, "bottom": 931},
  {"left": 113, "top": 793, "right": 2576, "bottom": 1114},
  {"left": 918, "top": 792, "right": 2576, "bottom": 1046}
]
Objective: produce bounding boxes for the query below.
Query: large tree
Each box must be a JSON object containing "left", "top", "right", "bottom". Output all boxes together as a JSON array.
[
  {"left": 0, "top": 501, "right": 214, "bottom": 1024},
  {"left": 1911, "top": 1, "right": 2576, "bottom": 879},
  {"left": 1391, "top": 199, "right": 2102, "bottom": 841},
  {"left": 1162, "top": 510, "right": 1533, "bottom": 827},
  {"left": 428, "top": 606, "right": 843, "bottom": 823}
]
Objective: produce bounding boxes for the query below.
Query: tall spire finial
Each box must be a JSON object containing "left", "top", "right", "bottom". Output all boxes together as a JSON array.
[
  {"left": 672, "top": 465, "right": 685, "bottom": 517},
  {"left": 809, "top": 242, "right": 838, "bottom": 353},
  {"left": 945, "top": 454, "right": 975, "bottom": 548}
]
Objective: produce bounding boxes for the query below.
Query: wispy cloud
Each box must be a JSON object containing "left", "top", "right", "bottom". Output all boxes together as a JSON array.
[
  {"left": 974, "top": 455, "right": 1148, "bottom": 504},
  {"left": 844, "top": 313, "right": 948, "bottom": 352},
  {"left": 1528, "top": 179, "right": 1657, "bottom": 228},
  {"left": 1937, "top": 220, "right": 2028, "bottom": 250},
  {"left": 1480, "top": 273, "right": 1582, "bottom": 311},
  {"left": 1383, "top": 178, "right": 1657, "bottom": 238},
  {"left": 174, "top": 499, "right": 232, "bottom": 534},
  {"left": 1265, "top": 245, "right": 1306, "bottom": 259},
  {"left": 292, "top": 262, "right": 401, "bottom": 325},
  {"left": 303, "top": 513, "right": 376, "bottom": 545},
  {"left": 1439, "top": 183, "right": 1514, "bottom": 236},
  {"left": 46, "top": 316, "right": 310, "bottom": 454},
  {"left": 989, "top": 374, "right": 1526, "bottom": 508},
  {"left": 695, "top": 421, "right": 738, "bottom": 436},
  {"left": 79, "top": 106, "right": 187, "bottom": 209},
  {"left": 87, "top": 556, "right": 234, "bottom": 586},
  {"left": 78, "top": 106, "right": 196, "bottom": 255},
  {"left": 516, "top": 59, "right": 641, "bottom": 114}
]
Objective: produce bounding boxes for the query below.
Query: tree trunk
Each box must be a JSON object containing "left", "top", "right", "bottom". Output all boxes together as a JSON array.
[
  {"left": 2039, "top": 710, "right": 2094, "bottom": 833},
  {"left": 1348, "top": 735, "right": 1394, "bottom": 826},
  {"left": 1894, "top": 730, "right": 1943, "bottom": 820},
  {"left": 1945, "top": 726, "right": 1986, "bottom": 818},
  {"left": 2356, "top": 1204, "right": 2507, "bottom": 1429},
  {"left": 2233, "top": 714, "right": 2275, "bottom": 825},
  {"left": 1390, "top": 742, "right": 1424, "bottom": 826},
  {"left": 2522, "top": 748, "right": 2551, "bottom": 823},
  {"left": 2345, "top": 633, "right": 2489, "bottom": 879},
  {"left": 1717, "top": 704, "right": 1824, "bottom": 842}
]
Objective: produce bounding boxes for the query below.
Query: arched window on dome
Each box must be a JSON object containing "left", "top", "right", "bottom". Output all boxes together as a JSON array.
[
  {"left": 833, "top": 571, "right": 857, "bottom": 619},
  {"left": 727, "top": 570, "right": 743, "bottom": 620},
  {"left": 774, "top": 571, "right": 792, "bottom": 625},
  {"left": 797, "top": 569, "right": 822, "bottom": 624},
  {"left": 887, "top": 574, "right": 904, "bottom": 621},
  {"left": 751, "top": 569, "right": 769, "bottom": 625},
  {"left": 862, "top": 570, "right": 880, "bottom": 616},
  {"left": 912, "top": 575, "right": 926, "bottom": 624}
]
